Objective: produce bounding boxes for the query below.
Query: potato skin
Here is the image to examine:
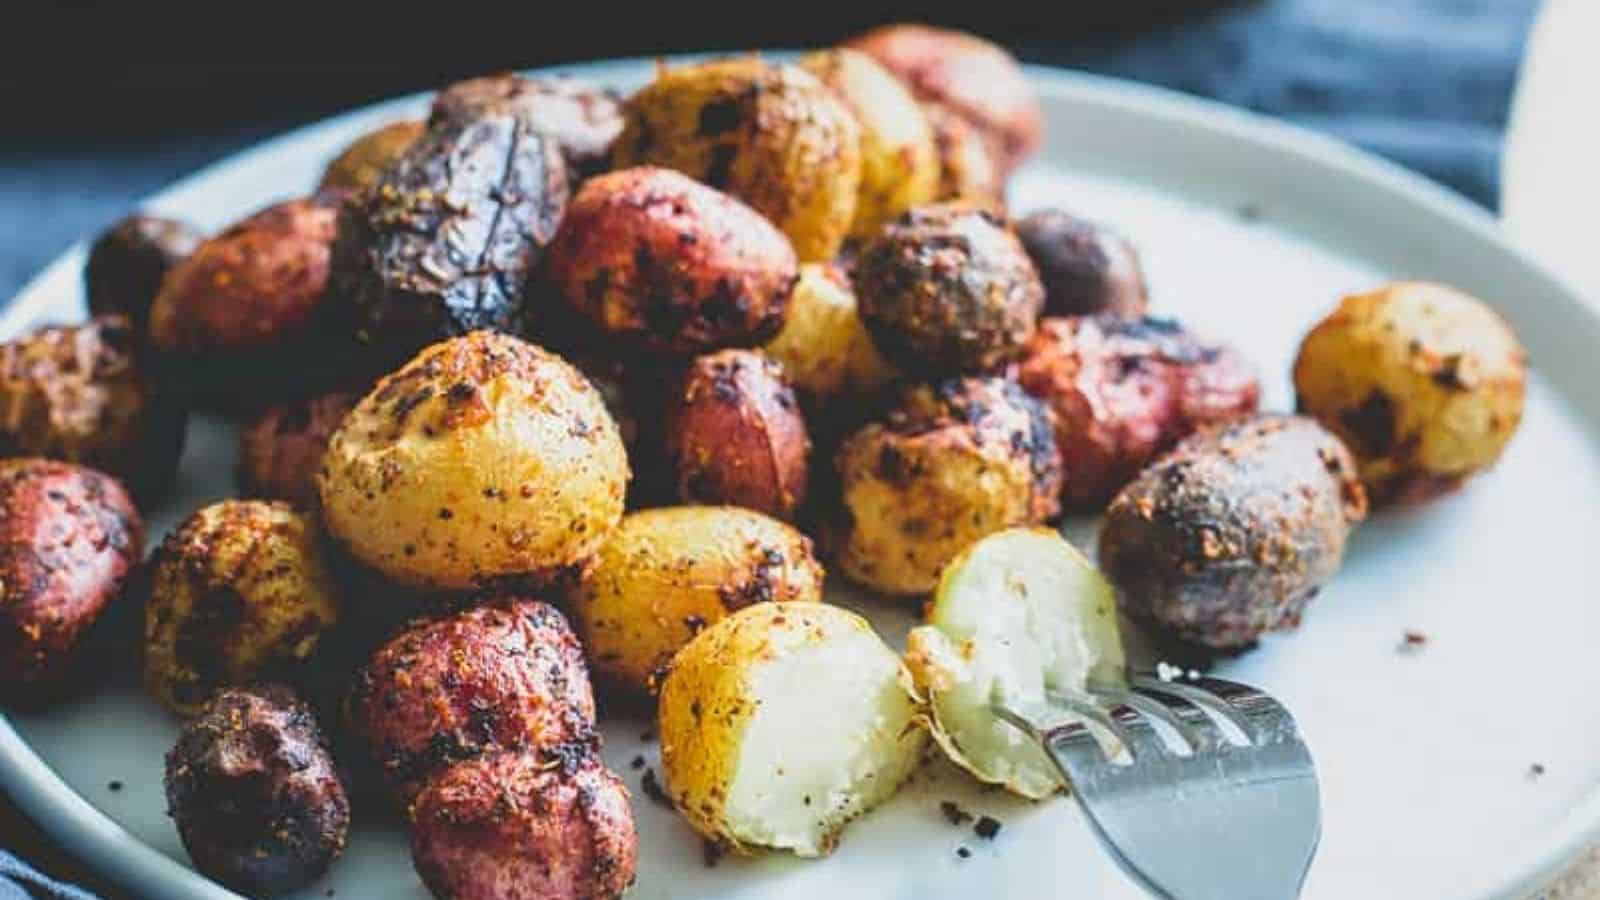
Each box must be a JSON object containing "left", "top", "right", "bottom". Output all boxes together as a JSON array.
[
  {"left": 317, "top": 119, "right": 425, "bottom": 194},
  {"left": 429, "top": 72, "right": 623, "bottom": 179},
  {"left": 237, "top": 390, "right": 359, "bottom": 508},
  {"left": 0, "top": 315, "right": 188, "bottom": 501},
  {"left": 0, "top": 459, "right": 142, "bottom": 689},
  {"left": 922, "top": 102, "right": 1005, "bottom": 212},
  {"left": 165, "top": 684, "right": 349, "bottom": 897},
  {"left": 1015, "top": 210, "right": 1149, "bottom": 318},
  {"left": 84, "top": 213, "right": 203, "bottom": 328},
  {"left": 1016, "top": 316, "right": 1261, "bottom": 508},
  {"left": 1099, "top": 415, "right": 1368, "bottom": 649},
  {"left": 571, "top": 506, "right": 824, "bottom": 697},
  {"left": 853, "top": 203, "right": 1043, "bottom": 376},
  {"left": 349, "top": 598, "right": 597, "bottom": 805},
  {"left": 834, "top": 376, "right": 1062, "bottom": 596},
  {"left": 143, "top": 500, "right": 342, "bottom": 716},
  {"left": 611, "top": 57, "right": 862, "bottom": 262},
  {"left": 410, "top": 751, "right": 636, "bottom": 900},
  {"left": 545, "top": 166, "right": 798, "bottom": 354},
  {"left": 761, "top": 263, "right": 899, "bottom": 415},
  {"left": 318, "top": 332, "right": 628, "bottom": 591},
  {"left": 1293, "top": 281, "right": 1527, "bottom": 505}
]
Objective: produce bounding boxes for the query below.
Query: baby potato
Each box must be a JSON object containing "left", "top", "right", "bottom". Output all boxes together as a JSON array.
[
  {"left": 84, "top": 213, "right": 203, "bottom": 328},
  {"left": 1015, "top": 209, "right": 1149, "bottom": 318},
  {"left": 761, "top": 263, "right": 899, "bottom": 415},
  {"left": 922, "top": 102, "right": 1005, "bottom": 212},
  {"left": 429, "top": 72, "right": 623, "bottom": 179},
  {"left": 611, "top": 57, "right": 862, "bottom": 262},
  {"left": 1293, "top": 281, "right": 1527, "bottom": 505},
  {"left": 317, "top": 119, "right": 425, "bottom": 195},
  {"left": 545, "top": 166, "right": 798, "bottom": 354},
  {"left": 143, "top": 500, "right": 342, "bottom": 716},
  {"left": 237, "top": 390, "right": 360, "bottom": 508},
  {"left": 657, "top": 601, "right": 926, "bottom": 857},
  {"left": 854, "top": 202, "right": 1044, "bottom": 377},
  {"left": 318, "top": 332, "right": 628, "bottom": 591},
  {"left": 571, "top": 505, "right": 824, "bottom": 697},
  {"left": 799, "top": 48, "right": 940, "bottom": 239},
  {"left": 833, "top": 376, "right": 1062, "bottom": 597}
]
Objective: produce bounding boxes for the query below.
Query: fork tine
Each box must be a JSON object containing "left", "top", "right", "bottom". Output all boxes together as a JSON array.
[
  {"left": 1131, "top": 675, "right": 1258, "bottom": 744},
  {"left": 1036, "top": 689, "right": 1141, "bottom": 763},
  {"left": 1087, "top": 684, "right": 1202, "bottom": 755}
]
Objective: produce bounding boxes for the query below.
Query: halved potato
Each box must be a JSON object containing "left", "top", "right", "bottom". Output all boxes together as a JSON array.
[
  {"left": 904, "top": 527, "right": 1125, "bottom": 799},
  {"left": 657, "top": 602, "right": 926, "bottom": 857}
]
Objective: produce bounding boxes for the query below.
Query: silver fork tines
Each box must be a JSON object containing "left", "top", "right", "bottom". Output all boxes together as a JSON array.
[{"left": 994, "top": 673, "right": 1321, "bottom": 900}]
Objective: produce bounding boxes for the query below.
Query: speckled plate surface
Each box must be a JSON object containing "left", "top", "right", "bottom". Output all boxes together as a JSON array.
[{"left": 1, "top": 57, "right": 1598, "bottom": 900}]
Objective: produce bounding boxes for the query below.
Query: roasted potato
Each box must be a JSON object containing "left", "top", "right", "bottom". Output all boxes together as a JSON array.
[
  {"left": 318, "top": 332, "right": 628, "bottom": 591},
  {"left": 84, "top": 213, "right": 203, "bottom": 327},
  {"left": 906, "top": 527, "right": 1125, "bottom": 799},
  {"left": 0, "top": 315, "right": 188, "bottom": 501},
  {"left": 349, "top": 598, "right": 596, "bottom": 805},
  {"left": 0, "top": 459, "right": 142, "bottom": 690},
  {"left": 833, "top": 376, "right": 1062, "bottom": 597},
  {"left": 317, "top": 119, "right": 426, "bottom": 194},
  {"left": 1099, "top": 415, "right": 1368, "bottom": 649},
  {"left": 799, "top": 48, "right": 940, "bottom": 239},
  {"left": 165, "top": 684, "right": 349, "bottom": 896},
  {"left": 410, "top": 751, "right": 636, "bottom": 900},
  {"left": 657, "top": 601, "right": 926, "bottom": 857},
  {"left": 237, "top": 390, "right": 360, "bottom": 508},
  {"left": 1015, "top": 209, "right": 1149, "bottom": 318},
  {"left": 853, "top": 203, "right": 1043, "bottom": 376},
  {"left": 760, "top": 263, "right": 899, "bottom": 414},
  {"left": 846, "top": 23, "right": 1042, "bottom": 175},
  {"left": 429, "top": 72, "right": 623, "bottom": 179},
  {"left": 545, "top": 166, "right": 798, "bottom": 354},
  {"left": 1016, "top": 315, "right": 1261, "bottom": 508},
  {"left": 571, "top": 505, "right": 824, "bottom": 697},
  {"left": 1293, "top": 281, "right": 1528, "bottom": 505},
  {"left": 611, "top": 57, "right": 862, "bottom": 262},
  {"left": 922, "top": 101, "right": 1005, "bottom": 211}
]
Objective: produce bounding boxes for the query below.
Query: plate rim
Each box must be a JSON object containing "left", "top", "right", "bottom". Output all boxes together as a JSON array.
[{"left": 0, "top": 54, "right": 1595, "bottom": 900}]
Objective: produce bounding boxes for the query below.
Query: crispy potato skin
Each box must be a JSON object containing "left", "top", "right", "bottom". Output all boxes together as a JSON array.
[
  {"left": 1293, "top": 282, "right": 1527, "bottom": 505},
  {"left": 84, "top": 214, "right": 202, "bottom": 328},
  {"left": 611, "top": 57, "right": 862, "bottom": 262},
  {"left": 761, "top": 263, "right": 899, "bottom": 415},
  {"left": 571, "top": 506, "right": 824, "bottom": 697},
  {"left": 921, "top": 102, "right": 1005, "bottom": 212},
  {"left": 0, "top": 459, "right": 142, "bottom": 689},
  {"left": 0, "top": 315, "right": 188, "bottom": 501},
  {"left": 1015, "top": 210, "right": 1149, "bottom": 318},
  {"left": 853, "top": 203, "right": 1043, "bottom": 376},
  {"left": 545, "top": 167, "right": 798, "bottom": 354},
  {"left": 410, "top": 751, "right": 636, "bottom": 900},
  {"left": 1016, "top": 316, "right": 1261, "bottom": 508},
  {"left": 142, "top": 500, "right": 342, "bottom": 716},
  {"left": 237, "top": 391, "right": 359, "bottom": 508},
  {"left": 317, "top": 119, "right": 426, "bottom": 194},
  {"left": 349, "top": 598, "right": 597, "bottom": 806},
  {"left": 430, "top": 73, "right": 623, "bottom": 179},
  {"left": 833, "top": 376, "right": 1061, "bottom": 596},
  {"left": 1099, "top": 415, "right": 1368, "bottom": 649},
  {"left": 846, "top": 23, "right": 1041, "bottom": 175},
  {"left": 165, "top": 684, "right": 349, "bottom": 896}
]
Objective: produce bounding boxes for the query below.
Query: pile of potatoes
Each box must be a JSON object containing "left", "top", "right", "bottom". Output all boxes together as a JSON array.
[{"left": 0, "top": 19, "right": 1532, "bottom": 900}]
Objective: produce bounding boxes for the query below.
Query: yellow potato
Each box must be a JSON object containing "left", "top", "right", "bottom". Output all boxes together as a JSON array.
[{"left": 761, "top": 262, "right": 899, "bottom": 409}]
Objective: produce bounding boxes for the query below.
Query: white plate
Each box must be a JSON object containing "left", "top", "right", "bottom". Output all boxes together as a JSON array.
[{"left": 2, "top": 58, "right": 1599, "bottom": 900}]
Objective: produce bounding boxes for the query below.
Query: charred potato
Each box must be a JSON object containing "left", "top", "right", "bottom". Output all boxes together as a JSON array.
[
  {"left": 854, "top": 203, "right": 1043, "bottom": 376},
  {"left": 922, "top": 102, "right": 1005, "bottom": 211},
  {"left": 611, "top": 57, "right": 862, "bottom": 262},
  {"left": 1293, "top": 281, "right": 1528, "bottom": 505},
  {"left": 317, "top": 119, "right": 425, "bottom": 194},
  {"left": 1015, "top": 209, "right": 1149, "bottom": 318},
  {"left": 833, "top": 376, "right": 1062, "bottom": 597},
  {"left": 1016, "top": 315, "right": 1261, "bottom": 508},
  {"left": 411, "top": 751, "right": 636, "bottom": 900},
  {"left": 1099, "top": 415, "right": 1368, "bottom": 649},
  {"left": 657, "top": 601, "right": 926, "bottom": 857},
  {"left": 0, "top": 315, "right": 188, "bottom": 501},
  {"left": 429, "top": 72, "right": 623, "bottom": 179},
  {"left": 349, "top": 598, "right": 596, "bottom": 805},
  {"left": 545, "top": 166, "right": 798, "bottom": 354},
  {"left": 0, "top": 459, "right": 142, "bottom": 690},
  {"left": 84, "top": 213, "right": 203, "bottom": 327},
  {"left": 799, "top": 48, "right": 940, "bottom": 239},
  {"left": 317, "top": 332, "right": 628, "bottom": 591},
  {"left": 761, "top": 263, "right": 899, "bottom": 414},
  {"left": 571, "top": 505, "right": 824, "bottom": 697},
  {"left": 237, "top": 390, "right": 359, "bottom": 508},
  {"left": 165, "top": 684, "right": 349, "bottom": 896}
]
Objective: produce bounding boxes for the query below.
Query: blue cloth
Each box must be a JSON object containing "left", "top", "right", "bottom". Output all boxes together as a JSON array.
[{"left": 0, "top": 851, "right": 100, "bottom": 900}]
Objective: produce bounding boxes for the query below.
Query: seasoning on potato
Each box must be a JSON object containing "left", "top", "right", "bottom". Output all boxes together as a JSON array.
[
  {"left": 429, "top": 72, "right": 624, "bottom": 179},
  {"left": 761, "top": 262, "right": 899, "bottom": 416},
  {"left": 0, "top": 315, "right": 188, "bottom": 502},
  {"left": 611, "top": 57, "right": 862, "bottom": 262},
  {"left": 1015, "top": 209, "right": 1149, "bottom": 318},
  {"left": 833, "top": 376, "right": 1062, "bottom": 597},
  {"left": 317, "top": 119, "right": 425, "bottom": 195},
  {"left": 1099, "top": 415, "right": 1368, "bottom": 650},
  {"left": 0, "top": 459, "right": 142, "bottom": 691},
  {"left": 84, "top": 213, "right": 203, "bottom": 328},
  {"left": 1016, "top": 315, "right": 1261, "bottom": 509},
  {"left": 165, "top": 684, "right": 349, "bottom": 897},
  {"left": 318, "top": 331, "right": 629, "bottom": 591},
  {"left": 1293, "top": 281, "right": 1528, "bottom": 505},
  {"left": 657, "top": 601, "right": 927, "bottom": 857},
  {"left": 571, "top": 505, "right": 824, "bottom": 697},
  {"left": 545, "top": 166, "right": 798, "bottom": 354},
  {"left": 853, "top": 202, "right": 1044, "bottom": 376},
  {"left": 921, "top": 102, "right": 1006, "bottom": 211},
  {"left": 237, "top": 390, "right": 360, "bottom": 508}
]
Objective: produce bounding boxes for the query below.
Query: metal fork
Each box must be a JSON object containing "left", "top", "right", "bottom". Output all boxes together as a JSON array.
[{"left": 993, "top": 673, "right": 1321, "bottom": 900}]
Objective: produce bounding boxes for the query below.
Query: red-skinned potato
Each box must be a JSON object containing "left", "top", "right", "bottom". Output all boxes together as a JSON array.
[
  {"left": 84, "top": 213, "right": 203, "bottom": 328},
  {"left": 1015, "top": 209, "right": 1149, "bottom": 319},
  {"left": 237, "top": 390, "right": 360, "bottom": 508}
]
